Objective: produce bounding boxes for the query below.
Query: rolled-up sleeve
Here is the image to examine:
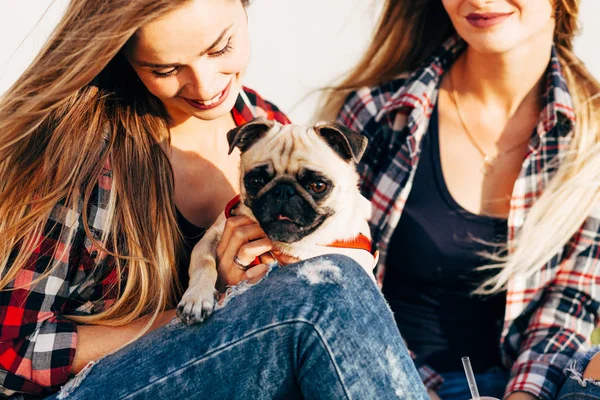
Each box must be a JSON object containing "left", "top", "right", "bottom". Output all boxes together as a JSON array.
[{"left": 505, "top": 211, "right": 600, "bottom": 400}]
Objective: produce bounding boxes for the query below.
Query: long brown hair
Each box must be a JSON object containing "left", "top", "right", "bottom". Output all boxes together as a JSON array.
[
  {"left": 0, "top": 0, "right": 247, "bottom": 326},
  {"left": 320, "top": 0, "right": 600, "bottom": 292},
  {"left": 318, "top": 0, "right": 453, "bottom": 120},
  {"left": 483, "top": 0, "right": 600, "bottom": 292}
]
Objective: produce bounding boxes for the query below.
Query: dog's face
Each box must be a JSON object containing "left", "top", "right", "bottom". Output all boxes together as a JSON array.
[{"left": 227, "top": 117, "right": 368, "bottom": 243}]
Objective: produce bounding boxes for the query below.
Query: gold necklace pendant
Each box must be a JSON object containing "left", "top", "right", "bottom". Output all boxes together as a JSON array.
[
  {"left": 482, "top": 155, "right": 495, "bottom": 174},
  {"left": 483, "top": 155, "right": 494, "bottom": 166},
  {"left": 448, "top": 66, "right": 531, "bottom": 179},
  {"left": 482, "top": 155, "right": 495, "bottom": 175}
]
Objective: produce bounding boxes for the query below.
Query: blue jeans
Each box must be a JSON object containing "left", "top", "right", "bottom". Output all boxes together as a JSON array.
[
  {"left": 46, "top": 255, "right": 428, "bottom": 400},
  {"left": 438, "top": 368, "right": 509, "bottom": 400}
]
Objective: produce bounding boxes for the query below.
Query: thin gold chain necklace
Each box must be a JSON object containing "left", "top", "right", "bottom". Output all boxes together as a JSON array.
[{"left": 447, "top": 68, "right": 530, "bottom": 176}]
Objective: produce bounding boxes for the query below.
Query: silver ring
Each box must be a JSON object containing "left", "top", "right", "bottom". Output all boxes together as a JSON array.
[{"left": 233, "top": 255, "right": 250, "bottom": 271}]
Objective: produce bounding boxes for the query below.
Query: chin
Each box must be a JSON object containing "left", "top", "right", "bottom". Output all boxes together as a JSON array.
[
  {"left": 461, "top": 34, "right": 522, "bottom": 55},
  {"left": 458, "top": 24, "right": 537, "bottom": 56}
]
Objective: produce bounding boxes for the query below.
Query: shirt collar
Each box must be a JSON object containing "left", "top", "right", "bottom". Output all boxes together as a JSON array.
[
  {"left": 232, "top": 87, "right": 257, "bottom": 126},
  {"left": 540, "top": 46, "right": 575, "bottom": 136},
  {"left": 378, "top": 35, "right": 575, "bottom": 137}
]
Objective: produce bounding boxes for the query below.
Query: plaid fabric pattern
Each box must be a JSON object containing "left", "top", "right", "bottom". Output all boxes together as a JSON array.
[
  {"left": 338, "top": 36, "right": 600, "bottom": 399},
  {"left": 0, "top": 87, "right": 289, "bottom": 398}
]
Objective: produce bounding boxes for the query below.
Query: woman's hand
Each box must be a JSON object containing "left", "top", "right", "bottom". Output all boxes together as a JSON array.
[
  {"left": 427, "top": 389, "right": 441, "bottom": 400},
  {"left": 215, "top": 215, "right": 273, "bottom": 291}
]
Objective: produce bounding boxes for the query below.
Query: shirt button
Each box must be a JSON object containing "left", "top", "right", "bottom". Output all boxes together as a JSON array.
[{"left": 90, "top": 251, "right": 99, "bottom": 259}]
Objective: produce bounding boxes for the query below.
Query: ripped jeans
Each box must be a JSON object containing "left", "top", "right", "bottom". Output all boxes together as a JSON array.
[
  {"left": 45, "top": 255, "right": 428, "bottom": 400},
  {"left": 557, "top": 347, "right": 600, "bottom": 399}
]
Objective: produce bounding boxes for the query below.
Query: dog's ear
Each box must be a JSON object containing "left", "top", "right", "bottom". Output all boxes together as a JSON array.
[
  {"left": 314, "top": 122, "right": 369, "bottom": 163},
  {"left": 227, "top": 117, "right": 275, "bottom": 154}
]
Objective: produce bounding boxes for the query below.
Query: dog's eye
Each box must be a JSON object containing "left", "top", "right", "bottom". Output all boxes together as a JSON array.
[
  {"left": 309, "top": 181, "right": 328, "bottom": 194},
  {"left": 250, "top": 177, "right": 264, "bottom": 187}
]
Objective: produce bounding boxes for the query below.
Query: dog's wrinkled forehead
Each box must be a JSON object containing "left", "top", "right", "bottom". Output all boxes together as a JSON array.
[{"left": 240, "top": 124, "right": 345, "bottom": 175}]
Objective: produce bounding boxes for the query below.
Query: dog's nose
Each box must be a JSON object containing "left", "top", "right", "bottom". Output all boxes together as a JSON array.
[{"left": 272, "top": 184, "right": 296, "bottom": 201}]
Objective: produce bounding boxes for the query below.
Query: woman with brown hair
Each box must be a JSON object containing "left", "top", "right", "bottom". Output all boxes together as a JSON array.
[
  {"left": 322, "top": 0, "right": 600, "bottom": 399},
  {"left": 0, "top": 0, "right": 429, "bottom": 399}
]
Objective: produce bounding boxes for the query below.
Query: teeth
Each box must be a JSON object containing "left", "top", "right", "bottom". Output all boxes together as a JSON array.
[{"left": 196, "top": 92, "right": 222, "bottom": 106}]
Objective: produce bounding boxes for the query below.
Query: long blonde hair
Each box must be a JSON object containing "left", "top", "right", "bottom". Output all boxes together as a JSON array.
[
  {"left": 0, "top": 0, "right": 246, "bottom": 327},
  {"left": 321, "top": 0, "right": 600, "bottom": 292}
]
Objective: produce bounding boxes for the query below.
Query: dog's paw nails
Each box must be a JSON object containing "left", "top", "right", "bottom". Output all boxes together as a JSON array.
[
  {"left": 175, "top": 304, "right": 193, "bottom": 325},
  {"left": 176, "top": 289, "right": 217, "bottom": 325}
]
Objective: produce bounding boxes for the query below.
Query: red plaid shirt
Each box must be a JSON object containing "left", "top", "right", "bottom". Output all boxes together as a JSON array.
[
  {"left": 0, "top": 87, "right": 290, "bottom": 398},
  {"left": 338, "top": 36, "right": 600, "bottom": 400}
]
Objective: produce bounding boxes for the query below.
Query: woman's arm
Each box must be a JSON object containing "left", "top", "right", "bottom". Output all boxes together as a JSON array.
[
  {"left": 505, "top": 289, "right": 594, "bottom": 400},
  {"left": 72, "top": 309, "right": 176, "bottom": 373},
  {"left": 505, "top": 212, "right": 600, "bottom": 400}
]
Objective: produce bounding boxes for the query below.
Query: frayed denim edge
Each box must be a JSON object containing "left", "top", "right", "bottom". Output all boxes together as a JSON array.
[
  {"left": 215, "top": 263, "right": 279, "bottom": 310},
  {"left": 57, "top": 357, "right": 105, "bottom": 399}
]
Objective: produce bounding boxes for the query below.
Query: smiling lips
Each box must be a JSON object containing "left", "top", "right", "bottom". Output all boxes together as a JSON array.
[
  {"left": 183, "top": 79, "right": 232, "bottom": 110},
  {"left": 466, "top": 12, "right": 512, "bottom": 28}
]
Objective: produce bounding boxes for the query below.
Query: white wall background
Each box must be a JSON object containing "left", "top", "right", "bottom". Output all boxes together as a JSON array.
[{"left": 0, "top": 0, "right": 598, "bottom": 122}]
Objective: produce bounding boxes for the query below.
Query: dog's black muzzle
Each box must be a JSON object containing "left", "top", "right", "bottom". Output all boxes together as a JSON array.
[{"left": 251, "top": 182, "right": 326, "bottom": 243}]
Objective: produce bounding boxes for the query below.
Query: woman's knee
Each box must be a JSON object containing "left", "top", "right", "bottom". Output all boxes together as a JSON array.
[
  {"left": 288, "top": 253, "right": 375, "bottom": 288},
  {"left": 275, "top": 254, "right": 385, "bottom": 315},
  {"left": 213, "top": 253, "right": 385, "bottom": 334},
  {"left": 276, "top": 254, "right": 379, "bottom": 304},
  {"left": 217, "top": 254, "right": 378, "bottom": 318},
  {"left": 583, "top": 352, "right": 600, "bottom": 379}
]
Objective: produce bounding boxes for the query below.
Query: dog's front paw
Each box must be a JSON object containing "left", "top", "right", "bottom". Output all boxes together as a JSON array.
[{"left": 177, "top": 286, "right": 219, "bottom": 325}]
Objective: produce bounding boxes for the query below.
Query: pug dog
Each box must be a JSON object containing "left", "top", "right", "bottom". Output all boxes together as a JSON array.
[{"left": 177, "top": 117, "right": 376, "bottom": 324}]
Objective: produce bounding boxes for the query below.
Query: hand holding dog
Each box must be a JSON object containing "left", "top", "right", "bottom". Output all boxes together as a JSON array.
[{"left": 215, "top": 215, "right": 273, "bottom": 291}]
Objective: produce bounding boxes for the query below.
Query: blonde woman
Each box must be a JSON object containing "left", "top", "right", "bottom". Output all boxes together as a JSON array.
[
  {"left": 0, "top": 0, "right": 429, "bottom": 399},
  {"left": 322, "top": 0, "right": 600, "bottom": 399}
]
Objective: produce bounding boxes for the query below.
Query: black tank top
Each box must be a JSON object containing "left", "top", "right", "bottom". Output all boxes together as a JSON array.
[
  {"left": 382, "top": 103, "right": 507, "bottom": 373},
  {"left": 175, "top": 209, "right": 206, "bottom": 290}
]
